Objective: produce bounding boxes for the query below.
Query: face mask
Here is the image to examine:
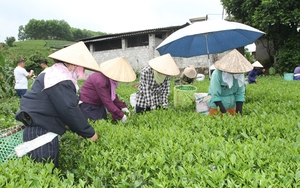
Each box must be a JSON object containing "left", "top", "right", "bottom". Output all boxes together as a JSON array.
[
  {"left": 66, "top": 64, "right": 78, "bottom": 80},
  {"left": 153, "top": 70, "right": 166, "bottom": 84}
]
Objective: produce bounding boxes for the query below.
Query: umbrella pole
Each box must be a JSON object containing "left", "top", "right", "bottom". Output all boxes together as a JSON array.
[
  {"left": 205, "top": 35, "right": 211, "bottom": 78},
  {"left": 208, "top": 54, "right": 211, "bottom": 78}
]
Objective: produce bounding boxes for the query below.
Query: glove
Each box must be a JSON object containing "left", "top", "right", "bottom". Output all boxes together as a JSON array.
[
  {"left": 122, "top": 108, "right": 130, "bottom": 115},
  {"left": 121, "top": 114, "right": 127, "bottom": 122},
  {"left": 236, "top": 102, "right": 243, "bottom": 115},
  {"left": 215, "top": 101, "right": 227, "bottom": 114}
]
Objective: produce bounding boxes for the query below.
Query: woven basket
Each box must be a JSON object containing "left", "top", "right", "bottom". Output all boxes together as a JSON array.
[
  {"left": 0, "top": 125, "right": 25, "bottom": 163},
  {"left": 174, "top": 85, "right": 197, "bottom": 108}
]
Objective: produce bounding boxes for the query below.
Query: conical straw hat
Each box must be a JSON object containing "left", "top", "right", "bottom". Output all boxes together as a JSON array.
[
  {"left": 48, "top": 41, "right": 100, "bottom": 72},
  {"left": 252, "top": 61, "right": 263, "bottom": 68},
  {"left": 99, "top": 57, "right": 136, "bottom": 82},
  {"left": 183, "top": 65, "right": 197, "bottom": 78},
  {"left": 214, "top": 49, "right": 253, "bottom": 73},
  {"left": 148, "top": 54, "right": 180, "bottom": 76}
]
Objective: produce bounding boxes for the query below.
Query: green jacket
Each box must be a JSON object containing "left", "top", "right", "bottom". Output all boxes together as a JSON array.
[{"left": 207, "top": 69, "right": 245, "bottom": 109}]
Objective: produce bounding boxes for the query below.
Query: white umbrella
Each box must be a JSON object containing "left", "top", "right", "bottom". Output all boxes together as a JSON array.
[{"left": 156, "top": 19, "right": 265, "bottom": 77}]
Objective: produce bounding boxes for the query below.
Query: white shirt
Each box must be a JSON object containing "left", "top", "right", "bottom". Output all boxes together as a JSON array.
[{"left": 14, "top": 66, "right": 29, "bottom": 89}]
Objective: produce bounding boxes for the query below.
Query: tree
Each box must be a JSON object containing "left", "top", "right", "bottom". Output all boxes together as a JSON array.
[
  {"left": 18, "top": 25, "right": 26, "bottom": 41},
  {"left": 221, "top": 0, "right": 300, "bottom": 73},
  {"left": 18, "top": 19, "right": 106, "bottom": 41},
  {"left": 5, "top": 37, "right": 16, "bottom": 47},
  {"left": 25, "top": 19, "right": 47, "bottom": 40}
]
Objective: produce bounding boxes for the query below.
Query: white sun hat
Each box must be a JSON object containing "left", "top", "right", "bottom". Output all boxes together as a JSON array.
[
  {"left": 183, "top": 65, "right": 197, "bottom": 78},
  {"left": 148, "top": 54, "right": 180, "bottom": 76},
  {"left": 214, "top": 49, "right": 253, "bottom": 73},
  {"left": 252, "top": 61, "right": 263, "bottom": 68},
  {"left": 48, "top": 41, "right": 100, "bottom": 72},
  {"left": 99, "top": 57, "right": 136, "bottom": 82}
]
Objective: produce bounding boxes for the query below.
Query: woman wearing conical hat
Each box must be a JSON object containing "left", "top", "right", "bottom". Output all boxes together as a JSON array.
[
  {"left": 207, "top": 49, "right": 253, "bottom": 116},
  {"left": 15, "top": 42, "right": 99, "bottom": 167},
  {"left": 182, "top": 65, "right": 197, "bottom": 84},
  {"left": 136, "top": 54, "right": 180, "bottom": 113},
  {"left": 79, "top": 57, "right": 136, "bottom": 122},
  {"left": 247, "top": 61, "right": 265, "bottom": 84},
  {"left": 175, "top": 65, "right": 197, "bottom": 85}
]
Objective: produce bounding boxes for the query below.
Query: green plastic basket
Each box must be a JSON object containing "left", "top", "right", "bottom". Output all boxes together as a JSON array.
[
  {"left": 0, "top": 125, "right": 25, "bottom": 163},
  {"left": 284, "top": 73, "right": 294, "bottom": 81},
  {"left": 174, "top": 85, "right": 197, "bottom": 108}
]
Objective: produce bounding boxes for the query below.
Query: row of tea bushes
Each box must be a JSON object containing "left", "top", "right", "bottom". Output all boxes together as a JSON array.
[{"left": 0, "top": 75, "right": 299, "bottom": 187}]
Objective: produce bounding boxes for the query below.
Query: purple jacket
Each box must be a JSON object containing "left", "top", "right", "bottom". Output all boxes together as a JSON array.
[
  {"left": 294, "top": 66, "right": 300, "bottom": 74},
  {"left": 79, "top": 72, "right": 126, "bottom": 120}
]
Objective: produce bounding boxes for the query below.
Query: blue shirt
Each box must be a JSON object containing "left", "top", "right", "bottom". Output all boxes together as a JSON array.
[{"left": 248, "top": 69, "right": 263, "bottom": 84}]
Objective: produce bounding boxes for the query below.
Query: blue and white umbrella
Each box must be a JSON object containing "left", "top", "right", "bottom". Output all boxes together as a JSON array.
[{"left": 156, "top": 19, "right": 265, "bottom": 77}]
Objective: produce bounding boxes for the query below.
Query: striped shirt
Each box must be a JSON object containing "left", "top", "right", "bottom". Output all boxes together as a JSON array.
[{"left": 136, "top": 66, "right": 170, "bottom": 109}]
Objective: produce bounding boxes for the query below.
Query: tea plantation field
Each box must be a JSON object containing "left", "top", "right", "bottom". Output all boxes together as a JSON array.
[{"left": 0, "top": 75, "right": 299, "bottom": 187}]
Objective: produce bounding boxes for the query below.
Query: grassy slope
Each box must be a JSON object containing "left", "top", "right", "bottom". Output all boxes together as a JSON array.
[{"left": 1, "top": 40, "right": 74, "bottom": 62}]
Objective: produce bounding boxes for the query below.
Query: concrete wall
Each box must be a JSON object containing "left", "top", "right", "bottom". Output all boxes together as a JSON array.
[{"left": 85, "top": 33, "right": 228, "bottom": 77}]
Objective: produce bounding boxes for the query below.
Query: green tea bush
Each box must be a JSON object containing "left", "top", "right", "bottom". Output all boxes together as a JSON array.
[
  {"left": 0, "top": 75, "right": 299, "bottom": 187},
  {"left": 0, "top": 52, "right": 15, "bottom": 99}
]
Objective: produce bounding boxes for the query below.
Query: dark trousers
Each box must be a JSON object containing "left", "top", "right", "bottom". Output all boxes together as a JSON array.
[
  {"left": 136, "top": 105, "right": 151, "bottom": 113},
  {"left": 80, "top": 103, "right": 107, "bottom": 120},
  {"left": 23, "top": 126, "right": 59, "bottom": 167},
  {"left": 15, "top": 89, "right": 27, "bottom": 98}
]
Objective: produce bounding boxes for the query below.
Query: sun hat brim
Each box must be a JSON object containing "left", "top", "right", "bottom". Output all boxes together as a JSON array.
[
  {"left": 99, "top": 57, "right": 136, "bottom": 82},
  {"left": 48, "top": 41, "right": 100, "bottom": 72},
  {"left": 148, "top": 54, "right": 180, "bottom": 76},
  {"left": 214, "top": 49, "right": 253, "bottom": 73},
  {"left": 252, "top": 61, "right": 263, "bottom": 68}
]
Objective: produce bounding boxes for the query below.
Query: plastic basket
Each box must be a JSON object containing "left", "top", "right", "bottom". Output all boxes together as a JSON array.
[
  {"left": 284, "top": 73, "right": 294, "bottom": 81},
  {"left": 174, "top": 85, "right": 197, "bottom": 108},
  {"left": 0, "top": 125, "right": 25, "bottom": 163}
]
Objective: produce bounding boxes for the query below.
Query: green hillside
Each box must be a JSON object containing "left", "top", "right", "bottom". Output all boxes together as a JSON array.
[{"left": 1, "top": 40, "right": 75, "bottom": 63}]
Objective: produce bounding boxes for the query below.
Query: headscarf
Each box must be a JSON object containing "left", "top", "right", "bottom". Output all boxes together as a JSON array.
[
  {"left": 76, "top": 66, "right": 85, "bottom": 79},
  {"left": 109, "top": 79, "right": 118, "bottom": 101},
  {"left": 44, "top": 63, "right": 79, "bottom": 92},
  {"left": 222, "top": 72, "right": 244, "bottom": 88},
  {"left": 153, "top": 70, "right": 166, "bottom": 84}
]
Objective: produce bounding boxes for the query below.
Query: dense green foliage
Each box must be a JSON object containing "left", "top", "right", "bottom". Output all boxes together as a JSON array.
[
  {"left": 18, "top": 19, "right": 106, "bottom": 41},
  {"left": 0, "top": 76, "right": 299, "bottom": 187},
  {"left": 0, "top": 40, "right": 75, "bottom": 99},
  {"left": 0, "top": 52, "right": 15, "bottom": 98},
  {"left": 5, "top": 37, "right": 16, "bottom": 47},
  {"left": 220, "top": 0, "right": 300, "bottom": 73}
]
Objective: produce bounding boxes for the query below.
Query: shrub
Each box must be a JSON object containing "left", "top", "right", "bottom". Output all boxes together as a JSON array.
[{"left": 0, "top": 52, "right": 15, "bottom": 99}]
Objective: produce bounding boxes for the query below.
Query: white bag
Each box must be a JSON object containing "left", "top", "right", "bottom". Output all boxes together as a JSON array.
[
  {"left": 15, "top": 132, "right": 58, "bottom": 157},
  {"left": 194, "top": 93, "right": 209, "bottom": 114},
  {"left": 130, "top": 93, "right": 137, "bottom": 108}
]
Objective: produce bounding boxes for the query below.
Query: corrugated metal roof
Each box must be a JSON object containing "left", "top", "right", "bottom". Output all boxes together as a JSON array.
[{"left": 80, "top": 23, "right": 190, "bottom": 43}]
